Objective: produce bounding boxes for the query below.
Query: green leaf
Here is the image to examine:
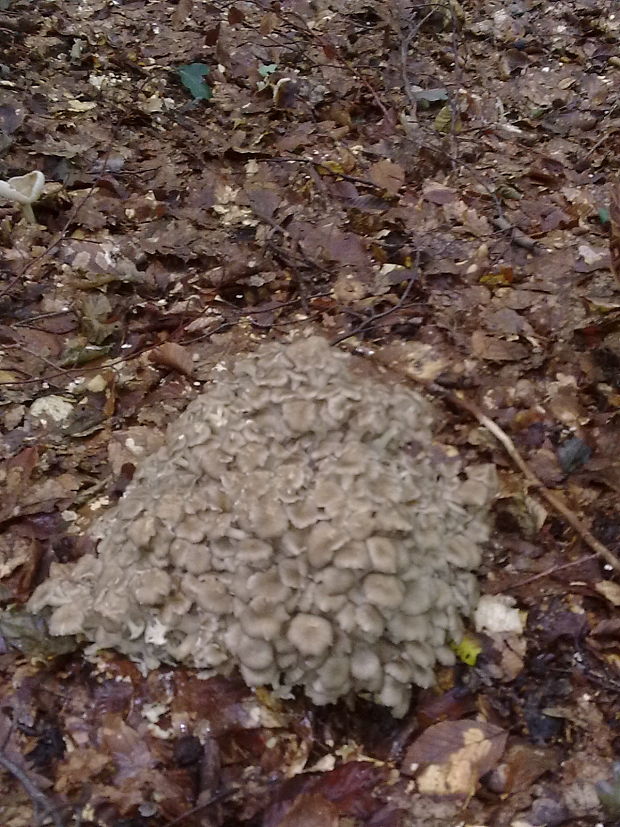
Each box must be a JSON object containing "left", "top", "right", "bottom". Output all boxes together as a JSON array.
[
  {"left": 451, "top": 633, "right": 482, "bottom": 666},
  {"left": 178, "top": 63, "right": 212, "bottom": 101},
  {"left": 598, "top": 207, "right": 610, "bottom": 225},
  {"left": 258, "top": 63, "right": 277, "bottom": 77}
]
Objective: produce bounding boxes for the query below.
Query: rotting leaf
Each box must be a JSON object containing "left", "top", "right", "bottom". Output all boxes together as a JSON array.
[
  {"left": 402, "top": 719, "right": 508, "bottom": 799},
  {"left": 178, "top": 63, "right": 212, "bottom": 101},
  {"left": 0, "top": 608, "right": 78, "bottom": 657}
]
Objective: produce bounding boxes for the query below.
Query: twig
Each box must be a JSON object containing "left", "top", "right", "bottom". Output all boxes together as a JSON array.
[
  {"left": 0, "top": 750, "right": 65, "bottom": 827},
  {"left": 488, "top": 553, "right": 598, "bottom": 593},
  {"left": 439, "top": 386, "right": 620, "bottom": 572}
]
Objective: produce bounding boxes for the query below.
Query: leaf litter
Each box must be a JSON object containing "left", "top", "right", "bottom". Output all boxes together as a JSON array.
[{"left": 0, "top": 0, "right": 620, "bottom": 824}]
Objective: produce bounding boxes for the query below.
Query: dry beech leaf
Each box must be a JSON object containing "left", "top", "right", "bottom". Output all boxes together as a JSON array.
[
  {"left": 402, "top": 719, "right": 508, "bottom": 798},
  {"left": 149, "top": 342, "right": 194, "bottom": 376},
  {"left": 369, "top": 159, "right": 405, "bottom": 196}
]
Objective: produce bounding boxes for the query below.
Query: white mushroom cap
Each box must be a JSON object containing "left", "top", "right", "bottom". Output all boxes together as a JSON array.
[
  {"left": 0, "top": 170, "right": 45, "bottom": 204},
  {"left": 0, "top": 171, "right": 45, "bottom": 224}
]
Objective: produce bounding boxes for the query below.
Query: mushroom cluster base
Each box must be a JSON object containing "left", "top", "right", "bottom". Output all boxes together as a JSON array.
[{"left": 29, "top": 336, "right": 495, "bottom": 716}]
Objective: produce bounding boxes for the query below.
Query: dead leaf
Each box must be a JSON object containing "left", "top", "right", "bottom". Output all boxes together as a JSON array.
[
  {"left": 149, "top": 342, "right": 194, "bottom": 376},
  {"left": 422, "top": 182, "right": 457, "bottom": 205},
  {"left": 594, "top": 580, "right": 620, "bottom": 607},
  {"left": 402, "top": 719, "right": 508, "bottom": 799},
  {"left": 369, "top": 160, "right": 405, "bottom": 196},
  {"left": 276, "top": 793, "right": 340, "bottom": 827},
  {"left": 471, "top": 331, "right": 529, "bottom": 362}
]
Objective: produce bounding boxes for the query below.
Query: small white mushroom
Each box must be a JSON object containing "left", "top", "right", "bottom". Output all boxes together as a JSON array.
[
  {"left": 48, "top": 603, "right": 87, "bottom": 636},
  {"left": 170, "top": 540, "right": 211, "bottom": 575},
  {"left": 333, "top": 542, "right": 369, "bottom": 570},
  {"left": 126, "top": 514, "right": 157, "bottom": 548},
  {"left": 351, "top": 646, "right": 382, "bottom": 685},
  {"left": 236, "top": 635, "right": 274, "bottom": 671},
  {"left": 307, "top": 522, "right": 346, "bottom": 568},
  {"left": 176, "top": 515, "right": 208, "bottom": 544},
  {"left": 287, "top": 613, "right": 333, "bottom": 656},
  {"left": 131, "top": 569, "right": 171, "bottom": 606},
  {"left": 355, "top": 604, "right": 385, "bottom": 639},
  {"left": 362, "top": 573, "right": 405, "bottom": 609},
  {"left": 182, "top": 573, "right": 231, "bottom": 614},
  {"left": 239, "top": 605, "right": 288, "bottom": 640},
  {"left": 366, "top": 537, "right": 398, "bottom": 573},
  {"left": 282, "top": 400, "right": 317, "bottom": 432},
  {"left": 0, "top": 170, "right": 45, "bottom": 224},
  {"left": 315, "top": 655, "right": 349, "bottom": 691}
]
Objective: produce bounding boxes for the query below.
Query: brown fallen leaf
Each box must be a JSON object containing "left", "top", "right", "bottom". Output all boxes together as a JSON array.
[
  {"left": 369, "top": 159, "right": 405, "bottom": 196},
  {"left": 594, "top": 580, "right": 620, "bottom": 607},
  {"left": 276, "top": 793, "right": 340, "bottom": 827},
  {"left": 402, "top": 719, "right": 508, "bottom": 799},
  {"left": 149, "top": 342, "right": 194, "bottom": 376},
  {"left": 471, "top": 330, "right": 529, "bottom": 362}
]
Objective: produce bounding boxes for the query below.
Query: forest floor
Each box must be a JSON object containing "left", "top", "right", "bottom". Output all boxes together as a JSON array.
[{"left": 1, "top": 0, "right": 620, "bottom": 824}]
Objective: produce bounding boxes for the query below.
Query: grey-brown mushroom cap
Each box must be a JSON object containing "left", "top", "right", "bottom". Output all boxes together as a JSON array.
[{"left": 28, "top": 334, "right": 496, "bottom": 717}]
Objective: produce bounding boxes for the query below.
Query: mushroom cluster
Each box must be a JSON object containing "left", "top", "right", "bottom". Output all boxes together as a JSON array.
[{"left": 28, "top": 336, "right": 495, "bottom": 716}]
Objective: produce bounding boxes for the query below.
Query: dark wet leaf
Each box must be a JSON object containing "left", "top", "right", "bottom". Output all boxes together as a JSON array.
[
  {"left": 0, "top": 608, "right": 79, "bottom": 656},
  {"left": 557, "top": 436, "right": 591, "bottom": 474},
  {"left": 26, "top": 725, "right": 66, "bottom": 769}
]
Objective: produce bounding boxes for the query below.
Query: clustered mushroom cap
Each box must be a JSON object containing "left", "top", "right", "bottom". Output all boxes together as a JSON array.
[{"left": 28, "top": 335, "right": 495, "bottom": 716}]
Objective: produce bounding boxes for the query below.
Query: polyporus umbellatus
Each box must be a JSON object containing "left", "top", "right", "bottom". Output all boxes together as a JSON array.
[{"left": 28, "top": 336, "right": 495, "bottom": 716}]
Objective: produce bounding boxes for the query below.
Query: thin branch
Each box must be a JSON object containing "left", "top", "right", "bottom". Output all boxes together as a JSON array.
[
  {"left": 488, "top": 554, "right": 598, "bottom": 593},
  {"left": 0, "top": 750, "right": 65, "bottom": 827},
  {"left": 443, "top": 387, "right": 620, "bottom": 572}
]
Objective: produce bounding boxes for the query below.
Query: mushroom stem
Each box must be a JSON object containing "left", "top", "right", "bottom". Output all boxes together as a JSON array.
[{"left": 21, "top": 203, "right": 37, "bottom": 224}]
